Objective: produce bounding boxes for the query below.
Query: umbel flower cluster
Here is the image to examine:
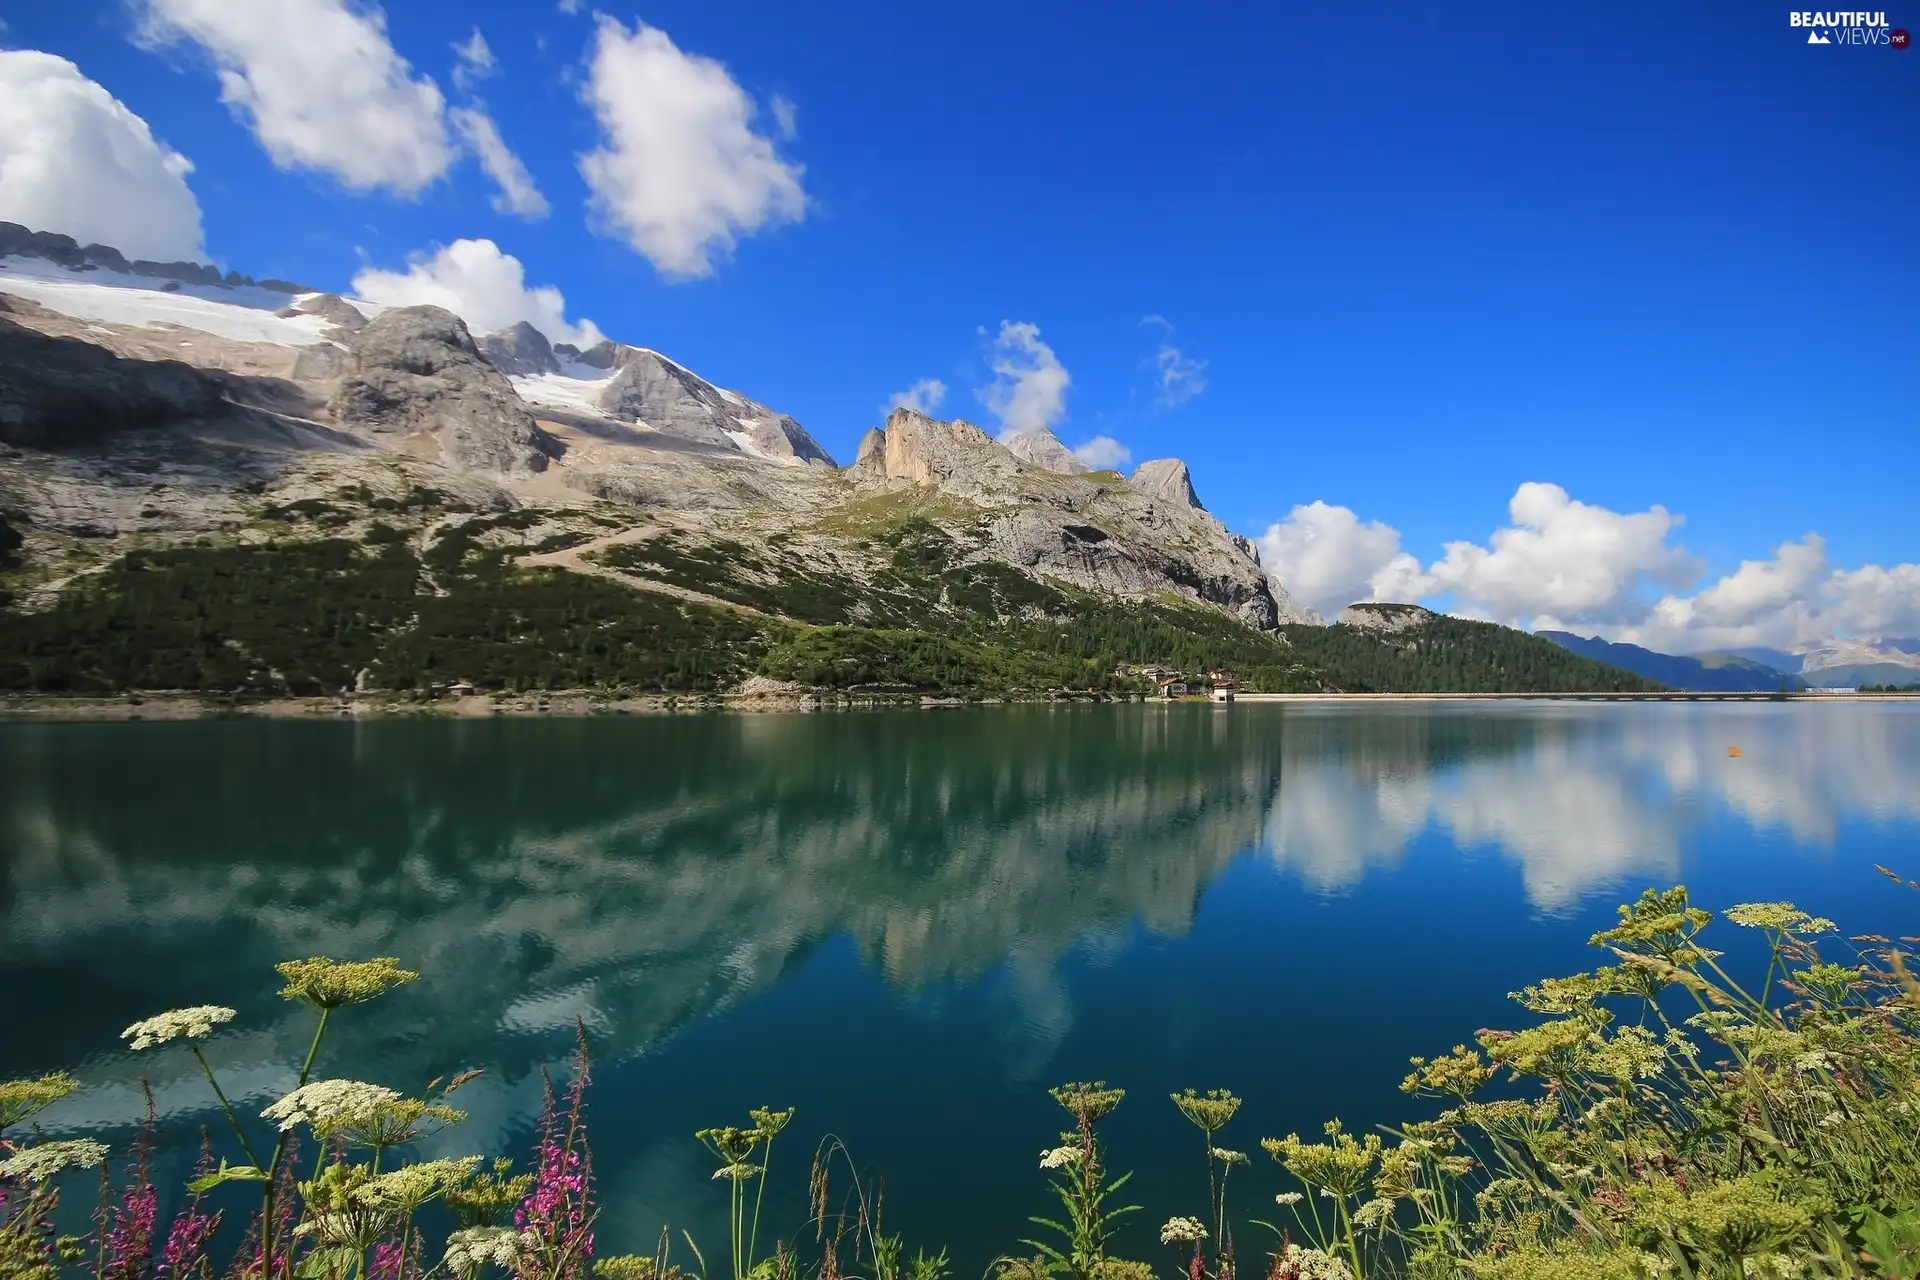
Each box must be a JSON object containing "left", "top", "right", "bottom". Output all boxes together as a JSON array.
[{"left": 3, "top": 883, "right": 1920, "bottom": 1280}]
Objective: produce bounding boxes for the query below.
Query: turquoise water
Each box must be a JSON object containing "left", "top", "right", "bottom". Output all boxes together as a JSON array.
[{"left": 3, "top": 703, "right": 1916, "bottom": 1268}]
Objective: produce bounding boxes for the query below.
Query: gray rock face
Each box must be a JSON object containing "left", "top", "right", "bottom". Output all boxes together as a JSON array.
[
  {"left": 1336, "top": 602, "right": 1434, "bottom": 634},
  {"left": 478, "top": 321, "right": 559, "bottom": 376},
  {"left": 0, "top": 313, "right": 224, "bottom": 447},
  {"left": 570, "top": 340, "right": 623, "bottom": 370},
  {"left": 596, "top": 351, "right": 732, "bottom": 447},
  {"left": 1002, "top": 426, "right": 1090, "bottom": 474},
  {"left": 276, "top": 293, "right": 366, "bottom": 334},
  {"left": 1131, "top": 458, "right": 1203, "bottom": 509},
  {"left": 593, "top": 347, "right": 834, "bottom": 466},
  {"left": 852, "top": 409, "right": 1288, "bottom": 627},
  {"left": 331, "top": 305, "right": 554, "bottom": 476},
  {"left": 874, "top": 409, "right": 1019, "bottom": 492}
]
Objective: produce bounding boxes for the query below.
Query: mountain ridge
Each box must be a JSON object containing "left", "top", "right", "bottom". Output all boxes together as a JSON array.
[
  {"left": 1538, "top": 631, "right": 1803, "bottom": 692},
  {"left": 0, "top": 227, "right": 1654, "bottom": 696}
]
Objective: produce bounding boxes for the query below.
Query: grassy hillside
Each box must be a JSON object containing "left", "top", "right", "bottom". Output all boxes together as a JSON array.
[{"left": 0, "top": 496, "right": 1661, "bottom": 697}]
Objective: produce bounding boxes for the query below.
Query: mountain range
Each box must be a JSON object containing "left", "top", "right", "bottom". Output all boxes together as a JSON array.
[
  {"left": 0, "top": 223, "right": 1686, "bottom": 698},
  {"left": 1541, "top": 631, "right": 1920, "bottom": 690}
]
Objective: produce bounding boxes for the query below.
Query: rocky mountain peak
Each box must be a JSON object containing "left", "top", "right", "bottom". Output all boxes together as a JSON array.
[
  {"left": 1131, "top": 458, "right": 1203, "bottom": 510},
  {"left": 846, "top": 425, "right": 889, "bottom": 480},
  {"left": 331, "top": 304, "right": 555, "bottom": 476},
  {"left": 1001, "top": 426, "right": 1091, "bottom": 474},
  {"left": 1336, "top": 602, "right": 1434, "bottom": 633},
  {"left": 870, "top": 408, "right": 1019, "bottom": 492},
  {"left": 478, "top": 321, "right": 559, "bottom": 376},
  {"left": 275, "top": 292, "right": 366, "bottom": 337},
  {"left": 590, "top": 347, "right": 834, "bottom": 467}
]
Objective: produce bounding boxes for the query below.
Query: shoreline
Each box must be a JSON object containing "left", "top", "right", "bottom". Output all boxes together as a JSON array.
[{"left": 2, "top": 689, "right": 1914, "bottom": 722}]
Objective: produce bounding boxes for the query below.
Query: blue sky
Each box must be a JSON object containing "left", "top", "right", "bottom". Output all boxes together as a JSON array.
[{"left": 2, "top": 1, "right": 1916, "bottom": 648}]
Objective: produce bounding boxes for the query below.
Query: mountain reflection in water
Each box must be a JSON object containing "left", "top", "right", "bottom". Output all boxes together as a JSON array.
[{"left": 3, "top": 703, "right": 1915, "bottom": 1266}]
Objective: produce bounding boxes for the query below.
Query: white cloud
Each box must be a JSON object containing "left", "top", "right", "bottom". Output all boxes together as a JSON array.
[
  {"left": 981, "top": 320, "right": 1070, "bottom": 436},
  {"left": 557, "top": 0, "right": 583, "bottom": 13},
  {"left": 139, "top": 0, "right": 455, "bottom": 195},
  {"left": 1072, "top": 436, "right": 1131, "bottom": 470},
  {"left": 578, "top": 17, "right": 806, "bottom": 278},
  {"left": 769, "top": 95, "right": 797, "bottom": 141},
  {"left": 1256, "top": 483, "right": 1920, "bottom": 653},
  {"left": 1614, "top": 536, "right": 1920, "bottom": 653},
  {"left": 1822, "top": 561, "right": 1920, "bottom": 637},
  {"left": 883, "top": 378, "right": 946, "bottom": 416},
  {"left": 0, "top": 51, "right": 205, "bottom": 262},
  {"left": 451, "top": 28, "right": 493, "bottom": 94},
  {"left": 1259, "top": 485, "right": 1699, "bottom": 630},
  {"left": 1256, "top": 501, "right": 1429, "bottom": 619},
  {"left": 1425, "top": 482, "right": 1699, "bottom": 627},
  {"left": 351, "top": 238, "right": 604, "bottom": 347},
  {"left": 1141, "top": 316, "right": 1207, "bottom": 408},
  {"left": 450, "top": 107, "right": 549, "bottom": 220}
]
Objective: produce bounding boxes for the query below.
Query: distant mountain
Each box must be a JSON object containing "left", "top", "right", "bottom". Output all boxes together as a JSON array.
[
  {"left": 1796, "top": 637, "right": 1920, "bottom": 687},
  {"left": 1797, "top": 663, "right": 1920, "bottom": 690},
  {"left": 1538, "top": 632, "right": 1800, "bottom": 692},
  {"left": 1713, "top": 646, "right": 1804, "bottom": 674}
]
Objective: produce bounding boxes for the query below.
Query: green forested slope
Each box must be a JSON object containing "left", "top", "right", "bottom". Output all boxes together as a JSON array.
[
  {"left": 1280, "top": 616, "right": 1664, "bottom": 693},
  {"left": 0, "top": 505, "right": 1660, "bottom": 696}
]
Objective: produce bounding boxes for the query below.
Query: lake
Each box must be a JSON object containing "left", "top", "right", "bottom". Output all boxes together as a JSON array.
[{"left": 3, "top": 702, "right": 1917, "bottom": 1270}]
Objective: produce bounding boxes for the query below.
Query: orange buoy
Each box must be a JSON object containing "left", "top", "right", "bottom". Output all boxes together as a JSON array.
[{"left": 1728, "top": 746, "right": 1743, "bottom": 757}]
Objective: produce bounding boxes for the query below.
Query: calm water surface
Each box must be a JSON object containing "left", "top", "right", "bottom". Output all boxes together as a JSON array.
[{"left": 3, "top": 703, "right": 1917, "bottom": 1267}]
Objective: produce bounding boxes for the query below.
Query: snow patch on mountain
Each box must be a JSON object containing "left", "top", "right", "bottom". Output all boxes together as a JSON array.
[
  {"left": 1, "top": 255, "right": 337, "bottom": 346},
  {"left": 511, "top": 364, "right": 619, "bottom": 417}
]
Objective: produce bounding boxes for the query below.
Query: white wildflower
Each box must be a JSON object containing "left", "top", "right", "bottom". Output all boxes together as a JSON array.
[
  {"left": 1209, "top": 1147, "right": 1249, "bottom": 1165},
  {"left": 121, "top": 1006, "right": 237, "bottom": 1051},
  {"left": 1724, "top": 903, "right": 1833, "bottom": 936},
  {"left": 1279, "top": 1244, "right": 1354, "bottom": 1280},
  {"left": 1743, "top": 1255, "right": 1807, "bottom": 1279},
  {"left": 1039, "top": 1145, "right": 1081, "bottom": 1170},
  {"left": 711, "top": 1162, "right": 760, "bottom": 1182},
  {"left": 1352, "top": 1198, "right": 1395, "bottom": 1230},
  {"left": 1158, "top": 1216, "right": 1208, "bottom": 1245},
  {"left": 445, "top": 1227, "right": 534, "bottom": 1275},
  {"left": 293, "top": 1214, "right": 346, "bottom": 1242},
  {"left": 357, "top": 1157, "right": 481, "bottom": 1209},
  {"left": 262, "top": 1080, "right": 400, "bottom": 1132},
  {"left": 1319, "top": 1187, "right": 1335, "bottom": 1198},
  {"left": 1792, "top": 1051, "right": 1835, "bottom": 1073},
  {"left": 0, "top": 1139, "right": 109, "bottom": 1181},
  {"left": 1274, "top": 1192, "right": 1304, "bottom": 1206}
]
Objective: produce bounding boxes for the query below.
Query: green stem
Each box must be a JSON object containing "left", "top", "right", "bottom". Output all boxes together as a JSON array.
[
  {"left": 361, "top": 1146, "right": 387, "bottom": 1280},
  {"left": 1205, "top": 1134, "right": 1221, "bottom": 1258},
  {"left": 263, "top": 1007, "right": 333, "bottom": 1280},
  {"left": 1337, "top": 1197, "right": 1363, "bottom": 1280},
  {"left": 190, "top": 1042, "right": 263, "bottom": 1168},
  {"left": 747, "top": 1134, "right": 774, "bottom": 1274},
  {"left": 728, "top": 1173, "right": 740, "bottom": 1280},
  {"left": 1218, "top": 1159, "right": 1236, "bottom": 1266}
]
